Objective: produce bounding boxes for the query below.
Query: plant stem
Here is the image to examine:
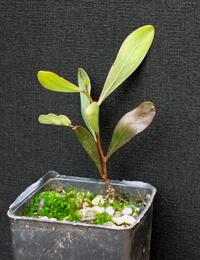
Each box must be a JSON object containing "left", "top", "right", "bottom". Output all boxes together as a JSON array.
[
  {"left": 83, "top": 90, "right": 93, "bottom": 103},
  {"left": 96, "top": 132, "right": 115, "bottom": 199}
]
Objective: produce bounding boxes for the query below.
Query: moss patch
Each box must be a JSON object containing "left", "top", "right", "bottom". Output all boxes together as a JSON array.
[{"left": 25, "top": 188, "right": 143, "bottom": 225}]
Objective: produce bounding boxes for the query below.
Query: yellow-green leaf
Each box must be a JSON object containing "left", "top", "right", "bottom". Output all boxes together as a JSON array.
[
  {"left": 38, "top": 114, "right": 72, "bottom": 126},
  {"left": 38, "top": 71, "right": 83, "bottom": 93},
  {"left": 83, "top": 76, "right": 89, "bottom": 86},
  {"left": 38, "top": 115, "right": 52, "bottom": 124},
  {"left": 48, "top": 113, "right": 62, "bottom": 125},
  {"left": 85, "top": 102, "right": 99, "bottom": 133},
  {"left": 59, "top": 115, "right": 71, "bottom": 126},
  {"left": 98, "top": 25, "right": 155, "bottom": 105}
]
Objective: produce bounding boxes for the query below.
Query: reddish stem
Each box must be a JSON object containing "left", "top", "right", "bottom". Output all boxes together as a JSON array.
[{"left": 96, "top": 132, "right": 115, "bottom": 199}]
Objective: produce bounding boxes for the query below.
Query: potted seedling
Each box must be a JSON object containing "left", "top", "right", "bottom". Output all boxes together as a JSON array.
[{"left": 8, "top": 25, "right": 156, "bottom": 260}]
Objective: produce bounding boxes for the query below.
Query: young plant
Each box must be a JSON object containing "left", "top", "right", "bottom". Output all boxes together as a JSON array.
[{"left": 38, "top": 25, "right": 156, "bottom": 200}]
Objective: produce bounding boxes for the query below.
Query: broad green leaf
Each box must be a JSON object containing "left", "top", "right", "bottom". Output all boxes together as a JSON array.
[
  {"left": 78, "top": 68, "right": 97, "bottom": 141},
  {"left": 106, "top": 102, "right": 155, "bottom": 159},
  {"left": 98, "top": 25, "right": 155, "bottom": 105},
  {"left": 38, "top": 71, "right": 83, "bottom": 93},
  {"left": 73, "top": 126, "right": 102, "bottom": 174},
  {"left": 85, "top": 102, "right": 99, "bottom": 133},
  {"left": 38, "top": 114, "right": 71, "bottom": 126}
]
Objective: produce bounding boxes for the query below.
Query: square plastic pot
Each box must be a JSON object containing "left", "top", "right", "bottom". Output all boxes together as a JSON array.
[{"left": 7, "top": 171, "right": 156, "bottom": 260}]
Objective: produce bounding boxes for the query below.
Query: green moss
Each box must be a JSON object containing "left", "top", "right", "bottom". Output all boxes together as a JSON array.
[
  {"left": 92, "top": 211, "right": 113, "bottom": 225},
  {"left": 67, "top": 210, "right": 83, "bottom": 222},
  {"left": 25, "top": 188, "right": 96, "bottom": 221},
  {"left": 113, "top": 204, "right": 120, "bottom": 211},
  {"left": 120, "top": 201, "right": 139, "bottom": 209},
  {"left": 25, "top": 188, "right": 142, "bottom": 225}
]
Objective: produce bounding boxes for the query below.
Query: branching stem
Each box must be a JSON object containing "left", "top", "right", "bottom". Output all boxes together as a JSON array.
[{"left": 83, "top": 90, "right": 93, "bottom": 103}]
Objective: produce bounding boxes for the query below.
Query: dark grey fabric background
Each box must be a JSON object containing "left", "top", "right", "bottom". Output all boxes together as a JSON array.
[{"left": 1, "top": 1, "right": 199, "bottom": 259}]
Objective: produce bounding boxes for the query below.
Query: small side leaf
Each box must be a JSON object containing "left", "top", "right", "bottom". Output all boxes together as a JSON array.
[
  {"left": 98, "top": 25, "right": 155, "bottom": 105},
  {"left": 47, "top": 113, "right": 62, "bottom": 125},
  {"left": 58, "top": 115, "right": 72, "bottom": 126},
  {"left": 106, "top": 102, "right": 155, "bottom": 159},
  {"left": 73, "top": 126, "right": 102, "bottom": 174},
  {"left": 85, "top": 102, "right": 99, "bottom": 133},
  {"left": 83, "top": 76, "right": 89, "bottom": 86},
  {"left": 78, "top": 68, "right": 97, "bottom": 141},
  {"left": 38, "top": 71, "right": 83, "bottom": 93},
  {"left": 38, "top": 115, "right": 52, "bottom": 125},
  {"left": 38, "top": 114, "right": 71, "bottom": 126}
]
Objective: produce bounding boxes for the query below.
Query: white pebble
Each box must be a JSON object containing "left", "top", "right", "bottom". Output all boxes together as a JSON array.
[
  {"left": 103, "top": 221, "right": 116, "bottom": 227},
  {"left": 113, "top": 217, "right": 125, "bottom": 225},
  {"left": 122, "top": 207, "right": 132, "bottom": 215},
  {"left": 92, "top": 206, "right": 105, "bottom": 214},
  {"left": 100, "top": 199, "right": 105, "bottom": 205},
  {"left": 49, "top": 218, "right": 57, "bottom": 221},
  {"left": 81, "top": 209, "right": 96, "bottom": 222},
  {"left": 113, "top": 211, "right": 122, "bottom": 217},
  {"left": 40, "top": 216, "right": 48, "bottom": 220},
  {"left": 105, "top": 206, "right": 114, "bottom": 216},
  {"left": 146, "top": 194, "right": 151, "bottom": 200},
  {"left": 82, "top": 202, "right": 89, "bottom": 208},
  {"left": 127, "top": 204, "right": 136, "bottom": 209},
  {"left": 122, "top": 215, "right": 136, "bottom": 225},
  {"left": 79, "top": 207, "right": 91, "bottom": 215},
  {"left": 133, "top": 213, "right": 138, "bottom": 218},
  {"left": 92, "top": 195, "right": 103, "bottom": 206}
]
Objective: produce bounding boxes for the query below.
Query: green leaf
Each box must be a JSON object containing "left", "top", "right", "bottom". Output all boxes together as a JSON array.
[
  {"left": 38, "top": 114, "right": 71, "bottom": 126},
  {"left": 83, "top": 76, "right": 89, "bottom": 86},
  {"left": 85, "top": 102, "right": 99, "bottom": 133},
  {"left": 73, "top": 126, "right": 102, "bottom": 174},
  {"left": 106, "top": 102, "right": 155, "bottom": 159},
  {"left": 38, "top": 115, "right": 52, "bottom": 124},
  {"left": 78, "top": 68, "right": 97, "bottom": 141},
  {"left": 38, "top": 71, "right": 83, "bottom": 93},
  {"left": 58, "top": 115, "right": 72, "bottom": 126},
  {"left": 47, "top": 113, "right": 62, "bottom": 125},
  {"left": 98, "top": 25, "right": 155, "bottom": 105}
]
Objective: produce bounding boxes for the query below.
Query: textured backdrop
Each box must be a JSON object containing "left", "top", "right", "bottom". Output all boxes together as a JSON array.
[{"left": 1, "top": 1, "right": 200, "bottom": 259}]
